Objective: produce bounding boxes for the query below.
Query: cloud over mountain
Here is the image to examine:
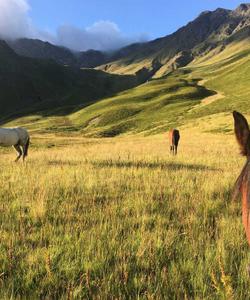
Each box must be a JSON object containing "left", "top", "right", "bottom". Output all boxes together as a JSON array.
[
  {"left": 0, "top": 0, "right": 35, "bottom": 39},
  {"left": 56, "top": 21, "right": 144, "bottom": 51},
  {"left": 0, "top": 0, "right": 148, "bottom": 51}
]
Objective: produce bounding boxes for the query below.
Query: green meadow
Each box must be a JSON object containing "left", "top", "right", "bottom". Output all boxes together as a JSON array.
[
  {"left": 0, "top": 130, "right": 249, "bottom": 299},
  {"left": 0, "top": 31, "right": 250, "bottom": 299}
]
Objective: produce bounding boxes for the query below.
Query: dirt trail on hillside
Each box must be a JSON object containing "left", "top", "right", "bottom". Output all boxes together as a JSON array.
[{"left": 189, "top": 79, "right": 225, "bottom": 112}]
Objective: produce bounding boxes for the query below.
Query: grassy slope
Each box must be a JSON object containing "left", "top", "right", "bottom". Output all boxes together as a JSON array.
[
  {"left": 5, "top": 73, "right": 213, "bottom": 136},
  {"left": 71, "top": 37, "right": 250, "bottom": 136},
  {"left": 4, "top": 36, "right": 250, "bottom": 137},
  {"left": 185, "top": 38, "right": 250, "bottom": 133},
  {"left": 0, "top": 61, "right": 137, "bottom": 118},
  {"left": 0, "top": 41, "right": 138, "bottom": 121}
]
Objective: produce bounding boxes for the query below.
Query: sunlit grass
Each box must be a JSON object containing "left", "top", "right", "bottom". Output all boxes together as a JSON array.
[
  {"left": 0, "top": 130, "right": 249, "bottom": 299},
  {"left": 0, "top": 33, "right": 249, "bottom": 299}
]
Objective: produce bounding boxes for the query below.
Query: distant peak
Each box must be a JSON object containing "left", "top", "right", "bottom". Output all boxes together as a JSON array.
[
  {"left": 0, "top": 40, "right": 17, "bottom": 56},
  {"left": 237, "top": 3, "right": 250, "bottom": 10},
  {"left": 197, "top": 8, "right": 230, "bottom": 19},
  {"left": 235, "top": 3, "right": 250, "bottom": 14},
  {"left": 214, "top": 7, "right": 231, "bottom": 14},
  {"left": 198, "top": 10, "right": 211, "bottom": 17}
]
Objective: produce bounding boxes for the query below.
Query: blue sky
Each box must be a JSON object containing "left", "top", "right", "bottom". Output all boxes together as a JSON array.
[
  {"left": 0, "top": 0, "right": 247, "bottom": 51},
  {"left": 28, "top": 0, "right": 245, "bottom": 39}
]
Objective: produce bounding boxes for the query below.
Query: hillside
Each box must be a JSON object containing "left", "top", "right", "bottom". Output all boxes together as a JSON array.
[
  {"left": 97, "top": 4, "right": 250, "bottom": 77},
  {"left": 0, "top": 40, "right": 138, "bottom": 120},
  {"left": 6, "top": 28, "right": 249, "bottom": 136},
  {"left": 75, "top": 33, "right": 250, "bottom": 136},
  {"left": 7, "top": 38, "right": 108, "bottom": 68},
  {"left": 7, "top": 4, "right": 249, "bottom": 76},
  {"left": 1, "top": 4, "right": 250, "bottom": 136}
]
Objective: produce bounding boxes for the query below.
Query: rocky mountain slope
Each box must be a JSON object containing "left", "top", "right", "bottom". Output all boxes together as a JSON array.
[
  {"left": 97, "top": 3, "right": 250, "bottom": 76},
  {"left": 7, "top": 4, "right": 250, "bottom": 77}
]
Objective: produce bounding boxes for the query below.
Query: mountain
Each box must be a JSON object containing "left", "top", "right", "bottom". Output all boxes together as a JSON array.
[
  {"left": 7, "top": 38, "right": 249, "bottom": 136},
  {"left": 7, "top": 4, "right": 249, "bottom": 77},
  {"left": 1, "top": 4, "right": 249, "bottom": 135},
  {"left": 7, "top": 39, "right": 77, "bottom": 66},
  {"left": 5, "top": 3, "right": 249, "bottom": 136},
  {"left": 97, "top": 3, "right": 250, "bottom": 77},
  {"left": 7, "top": 38, "right": 108, "bottom": 68},
  {"left": 0, "top": 40, "right": 138, "bottom": 119},
  {"left": 76, "top": 49, "right": 107, "bottom": 68}
]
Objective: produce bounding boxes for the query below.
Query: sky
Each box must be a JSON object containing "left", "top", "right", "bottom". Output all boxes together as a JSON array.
[{"left": 0, "top": 0, "right": 247, "bottom": 51}]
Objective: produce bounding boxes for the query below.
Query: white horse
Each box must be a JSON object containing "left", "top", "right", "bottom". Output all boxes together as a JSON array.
[{"left": 0, "top": 127, "right": 30, "bottom": 162}]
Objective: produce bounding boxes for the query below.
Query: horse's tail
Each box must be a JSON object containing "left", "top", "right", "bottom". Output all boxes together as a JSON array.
[
  {"left": 23, "top": 137, "right": 30, "bottom": 158},
  {"left": 172, "top": 130, "right": 179, "bottom": 145}
]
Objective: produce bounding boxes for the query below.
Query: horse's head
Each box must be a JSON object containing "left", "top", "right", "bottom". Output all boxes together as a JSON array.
[
  {"left": 233, "top": 111, "right": 250, "bottom": 199},
  {"left": 233, "top": 111, "right": 250, "bottom": 157},
  {"left": 233, "top": 111, "right": 250, "bottom": 245}
]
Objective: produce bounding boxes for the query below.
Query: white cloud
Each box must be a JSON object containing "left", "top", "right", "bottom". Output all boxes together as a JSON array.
[
  {"left": 0, "top": 0, "right": 149, "bottom": 51},
  {"left": 56, "top": 21, "right": 139, "bottom": 51},
  {"left": 0, "top": 0, "right": 35, "bottom": 39}
]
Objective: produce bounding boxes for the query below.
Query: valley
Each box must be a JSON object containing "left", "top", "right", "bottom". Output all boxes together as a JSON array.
[{"left": 0, "top": 2, "right": 249, "bottom": 298}]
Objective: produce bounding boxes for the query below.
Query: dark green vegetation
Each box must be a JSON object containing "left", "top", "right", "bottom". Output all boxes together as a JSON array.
[{"left": 0, "top": 40, "right": 138, "bottom": 120}]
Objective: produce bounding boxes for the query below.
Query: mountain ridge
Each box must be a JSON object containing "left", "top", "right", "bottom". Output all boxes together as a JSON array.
[
  {"left": 97, "top": 3, "right": 250, "bottom": 76},
  {"left": 6, "top": 3, "right": 250, "bottom": 75},
  {"left": 7, "top": 38, "right": 108, "bottom": 68}
]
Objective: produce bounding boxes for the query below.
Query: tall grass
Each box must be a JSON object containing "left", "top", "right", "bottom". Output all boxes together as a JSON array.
[{"left": 0, "top": 131, "right": 249, "bottom": 299}]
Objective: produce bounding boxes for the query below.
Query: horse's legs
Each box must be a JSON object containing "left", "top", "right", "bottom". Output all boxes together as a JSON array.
[
  {"left": 175, "top": 145, "right": 178, "bottom": 155},
  {"left": 21, "top": 145, "right": 25, "bottom": 161},
  {"left": 170, "top": 145, "right": 174, "bottom": 155},
  {"left": 21, "top": 145, "right": 26, "bottom": 161},
  {"left": 13, "top": 145, "right": 22, "bottom": 162}
]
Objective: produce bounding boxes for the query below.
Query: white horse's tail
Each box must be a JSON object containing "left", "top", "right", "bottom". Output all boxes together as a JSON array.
[{"left": 23, "top": 137, "right": 30, "bottom": 158}]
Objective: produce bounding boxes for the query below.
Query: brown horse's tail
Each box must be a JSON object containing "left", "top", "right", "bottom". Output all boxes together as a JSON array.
[
  {"left": 173, "top": 130, "right": 180, "bottom": 155},
  {"left": 175, "top": 130, "right": 180, "bottom": 144},
  {"left": 23, "top": 137, "right": 30, "bottom": 158}
]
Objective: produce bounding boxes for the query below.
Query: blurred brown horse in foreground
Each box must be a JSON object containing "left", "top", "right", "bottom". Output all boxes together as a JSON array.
[
  {"left": 233, "top": 111, "right": 250, "bottom": 246},
  {"left": 169, "top": 129, "right": 180, "bottom": 155}
]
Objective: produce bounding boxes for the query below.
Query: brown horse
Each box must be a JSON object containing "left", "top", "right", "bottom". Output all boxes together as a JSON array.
[
  {"left": 169, "top": 129, "right": 180, "bottom": 155},
  {"left": 233, "top": 111, "right": 250, "bottom": 246}
]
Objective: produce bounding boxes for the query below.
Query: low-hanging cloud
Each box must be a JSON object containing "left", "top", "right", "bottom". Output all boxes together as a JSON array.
[
  {"left": 56, "top": 21, "right": 139, "bottom": 52},
  {"left": 0, "top": 0, "right": 35, "bottom": 39},
  {"left": 0, "top": 0, "right": 149, "bottom": 51}
]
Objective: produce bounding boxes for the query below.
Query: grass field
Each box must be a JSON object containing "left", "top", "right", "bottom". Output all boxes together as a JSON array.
[
  {"left": 0, "top": 129, "right": 250, "bottom": 299},
  {"left": 0, "top": 33, "right": 249, "bottom": 299}
]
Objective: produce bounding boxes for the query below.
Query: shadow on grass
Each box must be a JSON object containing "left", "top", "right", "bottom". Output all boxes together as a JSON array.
[
  {"left": 91, "top": 160, "right": 219, "bottom": 171},
  {"left": 48, "top": 160, "right": 81, "bottom": 166}
]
